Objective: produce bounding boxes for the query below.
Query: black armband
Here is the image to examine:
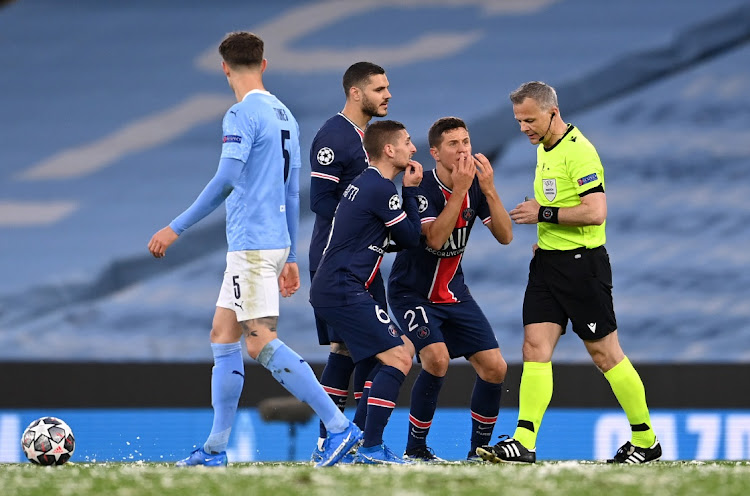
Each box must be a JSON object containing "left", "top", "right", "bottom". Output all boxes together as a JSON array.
[{"left": 538, "top": 206, "right": 560, "bottom": 224}]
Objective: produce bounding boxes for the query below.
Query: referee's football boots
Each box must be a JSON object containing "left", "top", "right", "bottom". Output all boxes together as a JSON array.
[
  {"left": 475, "top": 435, "right": 536, "bottom": 464},
  {"left": 607, "top": 439, "right": 662, "bottom": 464}
]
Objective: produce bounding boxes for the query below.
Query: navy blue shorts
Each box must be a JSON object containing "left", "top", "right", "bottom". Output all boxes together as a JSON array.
[
  {"left": 311, "top": 270, "right": 386, "bottom": 346},
  {"left": 389, "top": 296, "right": 498, "bottom": 359},
  {"left": 313, "top": 297, "right": 404, "bottom": 364}
]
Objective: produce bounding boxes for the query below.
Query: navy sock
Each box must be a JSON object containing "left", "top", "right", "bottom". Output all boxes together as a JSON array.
[
  {"left": 353, "top": 358, "right": 379, "bottom": 430},
  {"left": 204, "top": 342, "right": 244, "bottom": 454},
  {"left": 363, "top": 365, "right": 405, "bottom": 448},
  {"left": 318, "top": 352, "right": 355, "bottom": 438},
  {"left": 470, "top": 376, "right": 503, "bottom": 451},
  {"left": 406, "top": 369, "right": 445, "bottom": 451}
]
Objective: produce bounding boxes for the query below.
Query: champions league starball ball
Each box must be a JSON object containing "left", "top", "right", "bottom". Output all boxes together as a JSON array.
[{"left": 21, "top": 417, "right": 75, "bottom": 465}]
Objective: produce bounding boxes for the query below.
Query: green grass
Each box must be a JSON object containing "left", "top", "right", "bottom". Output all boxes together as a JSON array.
[{"left": 2, "top": 461, "right": 749, "bottom": 496}]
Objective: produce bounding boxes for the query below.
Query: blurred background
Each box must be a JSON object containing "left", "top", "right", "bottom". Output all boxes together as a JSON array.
[{"left": 1, "top": 0, "right": 749, "bottom": 462}]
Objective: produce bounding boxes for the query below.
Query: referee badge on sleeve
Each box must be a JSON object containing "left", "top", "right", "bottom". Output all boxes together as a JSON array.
[{"left": 543, "top": 179, "right": 557, "bottom": 201}]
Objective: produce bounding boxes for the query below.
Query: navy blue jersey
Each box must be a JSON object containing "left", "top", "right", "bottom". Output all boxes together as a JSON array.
[
  {"left": 309, "top": 113, "right": 368, "bottom": 270},
  {"left": 388, "top": 168, "right": 491, "bottom": 303},
  {"left": 310, "top": 167, "right": 421, "bottom": 307}
]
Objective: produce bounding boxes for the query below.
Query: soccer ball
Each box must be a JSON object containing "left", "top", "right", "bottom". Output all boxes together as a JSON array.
[{"left": 21, "top": 417, "right": 75, "bottom": 465}]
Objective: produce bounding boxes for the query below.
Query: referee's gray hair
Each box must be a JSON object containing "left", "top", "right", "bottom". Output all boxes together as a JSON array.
[{"left": 509, "top": 81, "right": 558, "bottom": 110}]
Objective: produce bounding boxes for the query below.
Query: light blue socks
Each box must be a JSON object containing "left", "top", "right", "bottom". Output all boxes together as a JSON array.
[{"left": 203, "top": 342, "right": 244, "bottom": 454}]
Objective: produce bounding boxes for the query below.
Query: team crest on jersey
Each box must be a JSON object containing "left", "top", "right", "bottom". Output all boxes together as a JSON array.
[
  {"left": 387, "top": 324, "right": 400, "bottom": 338},
  {"left": 415, "top": 326, "right": 430, "bottom": 339},
  {"left": 462, "top": 208, "right": 475, "bottom": 222},
  {"left": 388, "top": 194, "right": 401, "bottom": 210},
  {"left": 543, "top": 179, "right": 557, "bottom": 201},
  {"left": 417, "top": 195, "right": 428, "bottom": 213},
  {"left": 317, "top": 147, "right": 335, "bottom": 165}
]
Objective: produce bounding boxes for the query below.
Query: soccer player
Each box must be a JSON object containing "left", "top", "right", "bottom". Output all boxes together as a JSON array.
[
  {"left": 388, "top": 117, "right": 513, "bottom": 462},
  {"left": 308, "top": 62, "right": 391, "bottom": 461},
  {"left": 477, "top": 81, "right": 661, "bottom": 464},
  {"left": 310, "top": 120, "right": 423, "bottom": 464},
  {"left": 147, "top": 31, "right": 362, "bottom": 468}
]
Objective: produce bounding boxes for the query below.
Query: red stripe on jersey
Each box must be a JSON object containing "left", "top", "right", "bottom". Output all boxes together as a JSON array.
[
  {"left": 354, "top": 392, "right": 363, "bottom": 400},
  {"left": 428, "top": 188, "right": 470, "bottom": 303},
  {"left": 470, "top": 410, "right": 498, "bottom": 424},
  {"left": 368, "top": 397, "right": 395, "bottom": 408},
  {"left": 311, "top": 171, "right": 340, "bottom": 183},
  {"left": 364, "top": 255, "right": 383, "bottom": 289},
  {"left": 364, "top": 381, "right": 373, "bottom": 389},
  {"left": 323, "top": 386, "right": 348, "bottom": 397},
  {"left": 409, "top": 414, "right": 432, "bottom": 429}
]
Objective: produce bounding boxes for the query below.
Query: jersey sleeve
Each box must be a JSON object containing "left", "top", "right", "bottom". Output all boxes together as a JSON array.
[
  {"left": 475, "top": 182, "right": 492, "bottom": 225},
  {"left": 309, "top": 129, "right": 349, "bottom": 220},
  {"left": 220, "top": 105, "right": 254, "bottom": 163},
  {"left": 417, "top": 187, "right": 439, "bottom": 225},
  {"left": 370, "top": 182, "right": 421, "bottom": 249},
  {"left": 568, "top": 143, "right": 605, "bottom": 195}
]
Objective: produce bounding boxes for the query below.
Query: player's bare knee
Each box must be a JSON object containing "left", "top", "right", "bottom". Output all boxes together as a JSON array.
[
  {"left": 421, "top": 349, "right": 449, "bottom": 377},
  {"left": 387, "top": 346, "right": 413, "bottom": 374},
  {"left": 485, "top": 356, "right": 507, "bottom": 383}
]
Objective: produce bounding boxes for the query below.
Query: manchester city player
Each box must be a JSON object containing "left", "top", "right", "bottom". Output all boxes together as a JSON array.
[
  {"left": 148, "top": 31, "right": 361, "bottom": 467},
  {"left": 311, "top": 120, "right": 423, "bottom": 464},
  {"left": 477, "top": 81, "right": 660, "bottom": 464},
  {"left": 308, "top": 62, "right": 391, "bottom": 461},
  {"left": 388, "top": 117, "right": 513, "bottom": 462}
]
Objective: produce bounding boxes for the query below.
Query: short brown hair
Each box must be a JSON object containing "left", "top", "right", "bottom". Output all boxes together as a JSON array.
[
  {"left": 218, "top": 31, "right": 264, "bottom": 69},
  {"left": 363, "top": 120, "right": 406, "bottom": 160},
  {"left": 428, "top": 117, "right": 467, "bottom": 148}
]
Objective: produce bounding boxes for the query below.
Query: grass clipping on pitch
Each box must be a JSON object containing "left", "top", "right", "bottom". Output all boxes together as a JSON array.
[{"left": 1, "top": 461, "right": 749, "bottom": 496}]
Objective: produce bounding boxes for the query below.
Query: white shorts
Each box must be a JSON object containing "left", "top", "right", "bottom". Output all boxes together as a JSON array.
[{"left": 216, "top": 248, "right": 290, "bottom": 322}]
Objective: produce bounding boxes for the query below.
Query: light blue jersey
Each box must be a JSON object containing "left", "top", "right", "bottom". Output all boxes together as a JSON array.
[
  {"left": 170, "top": 89, "right": 301, "bottom": 261},
  {"left": 221, "top": 90, "right": 301, "bottom": 253}
]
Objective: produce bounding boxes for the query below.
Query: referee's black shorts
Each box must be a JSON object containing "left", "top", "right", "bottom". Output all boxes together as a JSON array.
[{"left": 522, "top": 245, "right": 617, "bottom": 340}]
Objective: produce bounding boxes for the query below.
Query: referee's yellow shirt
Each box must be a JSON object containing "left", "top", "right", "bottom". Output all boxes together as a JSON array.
[{"left": 534, "top": 125, "right": 606, "bottom": 251}]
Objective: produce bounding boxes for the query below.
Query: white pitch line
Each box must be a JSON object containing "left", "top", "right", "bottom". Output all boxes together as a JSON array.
[{"left": 17, "top": 93, "right": 234, "bottom": 181}]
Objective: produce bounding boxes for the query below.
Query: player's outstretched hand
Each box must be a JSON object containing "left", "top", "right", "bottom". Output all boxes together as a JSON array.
[
  {"left": 473, "top": 153, "right": 496, "bottom": 194},
  {"left": 403, "top": 160, "right": 423, "bottom": 187},
  {"left": 148, "top": 226, "right": 179, "bottom": 258},
  {"left": 509, "top": 197, "right": 541, "bottom": 224},
  {"left": 279, "top": 262, "right": 300, "bottom": 297}
]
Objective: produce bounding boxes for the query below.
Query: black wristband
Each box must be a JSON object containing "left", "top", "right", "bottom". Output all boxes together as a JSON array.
[{"left": 538, "top": 206, "right": 559, "bottom": 223}]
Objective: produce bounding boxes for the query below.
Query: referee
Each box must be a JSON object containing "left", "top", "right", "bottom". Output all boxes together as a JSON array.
[{"left": 477, "top": 81, "right": 661, "bottom": 464}]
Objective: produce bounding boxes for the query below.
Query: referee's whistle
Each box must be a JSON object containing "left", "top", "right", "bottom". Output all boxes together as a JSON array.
[{"left": 524, "top": 196, "right": 530, "bottom": 201}]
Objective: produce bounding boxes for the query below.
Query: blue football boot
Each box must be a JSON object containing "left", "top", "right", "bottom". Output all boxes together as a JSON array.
[
  {"left": 316, "top": 421, "right": 363, "bottom": 467},
  {"left": 358, "top": 443, "right": 412, "bottom": 465},
  {"left": 175, "top": 447, "right": 228, "bottom": 467}
]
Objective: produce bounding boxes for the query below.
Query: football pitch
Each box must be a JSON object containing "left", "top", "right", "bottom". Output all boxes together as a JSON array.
[{"left": 2, "top": 461, "right": 749, "bottom": 496}]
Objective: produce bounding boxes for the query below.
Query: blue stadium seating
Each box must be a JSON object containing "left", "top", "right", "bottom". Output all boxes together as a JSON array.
[{"left": 0, "top": 0, "right": 748, "bottom": 362}]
